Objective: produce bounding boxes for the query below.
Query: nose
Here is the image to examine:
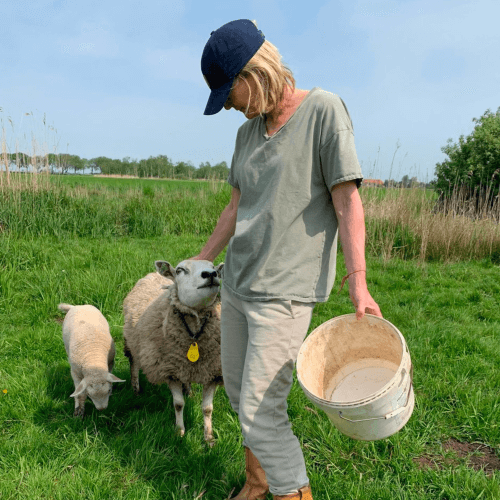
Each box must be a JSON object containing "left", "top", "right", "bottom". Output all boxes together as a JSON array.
[{"left": 201, "top": 270, "right": 217, "bottom": 280}]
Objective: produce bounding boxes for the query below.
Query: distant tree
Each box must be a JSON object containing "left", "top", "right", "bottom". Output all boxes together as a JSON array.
[
  {"left": 46, "top": 153, "right": 58, "bottom": 173},
  {"left": 13, "top": 152, "right": 31, "bottom": 171},
  {"left": 401, "top": 175, "right": 410, "bottom": 188},
  {"left": 435, "top": 107, "right": 500, "bottom": 205},
  {"left": 58, "top": 154, "right": 69, "bottom": 174},
  {"left": 120, "top": 157, "right": 135, "bottom": 176},
  {"left": 212, "top": 161, "right": 229, "bottom": 180},
  {"left": 7, "top": 153, "right": 16, "bottom": 171},
  {"left": 155, "top": 155, "right": 173, "bottom": 178},
  {"left": 64, "top": 154, "right": 84, "bottom": 174},
  {"left": 196, "top": 161, "right": 213, "bottom": 179},
  {"left": 175, "top": 161, "right": 196, "bottom": 179},
  {"left": 92, "top": 156, "right": 116, "bottom": 175},
  {"left": 86, "top": 158, "right": 100, "bottom": 175}
]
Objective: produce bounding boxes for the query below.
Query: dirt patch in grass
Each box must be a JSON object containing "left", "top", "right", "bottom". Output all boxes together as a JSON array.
[{"left": 415, "top": 438, "right": 500, "bottom": 476}]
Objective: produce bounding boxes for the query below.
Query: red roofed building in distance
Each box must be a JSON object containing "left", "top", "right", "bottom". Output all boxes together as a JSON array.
[{"left": 362, "top": 179, "right": 384, "bottom": 187}]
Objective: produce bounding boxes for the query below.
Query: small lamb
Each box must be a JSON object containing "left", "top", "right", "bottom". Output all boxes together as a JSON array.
[
  {"left": 58, "top": 303, "right": 125, "bottom": 417},
  {"left": 122, "top": 259, "right": 223, "bottom": 445}
]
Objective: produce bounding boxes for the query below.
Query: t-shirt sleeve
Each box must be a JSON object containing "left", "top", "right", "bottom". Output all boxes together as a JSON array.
[
  {"left": 318, "top": 96, "right": 363, "bottom": 191},
  {"left": 319, "top": 129, "right": 363, "bottom": 191},
  {"left": 226, "top": 132, "right": 240, "bottom": 188},
  {"left": 227, "top": 151, "right": 239, "bottom": 188}
]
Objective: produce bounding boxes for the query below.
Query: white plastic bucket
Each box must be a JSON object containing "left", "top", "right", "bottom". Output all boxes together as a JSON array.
[{"left": 297, "top": 313, "right": 414, "bottom": 441}]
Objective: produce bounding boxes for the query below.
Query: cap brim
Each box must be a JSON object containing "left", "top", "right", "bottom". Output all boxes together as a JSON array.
[{"left": 203, "top": 80, "right": 233, "bottom": 115}]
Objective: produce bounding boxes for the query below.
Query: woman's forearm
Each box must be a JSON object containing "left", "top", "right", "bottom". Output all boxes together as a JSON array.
[
  {"left": 331, "top": 182, "right": 368, "bottom": 289},
  {"left": 197, "top": 204, "right": 238, "bottom": 262}
]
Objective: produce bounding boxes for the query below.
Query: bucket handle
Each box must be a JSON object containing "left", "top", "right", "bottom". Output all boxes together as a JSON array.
[
  {"left": 338, "top": 403, "right": 408, "bottom": 423},
  {"left": 338, "top": 368, "right": 414, "bottom": 423}
]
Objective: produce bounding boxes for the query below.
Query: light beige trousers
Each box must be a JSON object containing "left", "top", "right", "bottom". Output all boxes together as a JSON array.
[{"left": 220, "top": 285, "right": 315, "bottom": 496}]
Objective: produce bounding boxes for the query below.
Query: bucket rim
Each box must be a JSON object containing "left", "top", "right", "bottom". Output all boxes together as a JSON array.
[{"left": 297, "top": 313, "right": 410, "bottom": 407}]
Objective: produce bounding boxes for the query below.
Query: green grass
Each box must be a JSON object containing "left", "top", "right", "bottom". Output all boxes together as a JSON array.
[
  {"left": 2, "top": 174, "right": 499, "bottom": 263},
  {"left": 0, "top": 175, "right": 228, "bottom": 239},
  {"left": 1, "top": 177, "right": 499, "bottom": 499}
]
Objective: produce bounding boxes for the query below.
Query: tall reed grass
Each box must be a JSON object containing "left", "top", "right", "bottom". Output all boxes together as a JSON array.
[
  {"left": 1, "top": 170, "right": 499, "bottom": 263},
  {"left": 0, "top": 173, "right": 228, "bottom": 238},
  {"left": 361, "top": 185, "right": 500, "bottom": 262},
  {"left": 2, "top": 116, "right": 499, "bottom": 264}
]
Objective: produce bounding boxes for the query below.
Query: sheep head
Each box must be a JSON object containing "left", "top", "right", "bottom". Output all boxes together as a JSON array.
[
  {"left": 70, "top": 373, "right": 125, "bottom": 411},
  {"left": 155, "top": 259, "right": 224, "bottom": 310}
]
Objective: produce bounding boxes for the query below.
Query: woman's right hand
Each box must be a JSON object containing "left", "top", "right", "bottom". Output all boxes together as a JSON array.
[{"left": 187, "top": 255, "right": 206, "bottom": 261}]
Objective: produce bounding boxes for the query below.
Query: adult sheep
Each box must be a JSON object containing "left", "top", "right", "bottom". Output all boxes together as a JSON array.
[{"left": 123, "top": 259, "right": 224, "bottom": 445}]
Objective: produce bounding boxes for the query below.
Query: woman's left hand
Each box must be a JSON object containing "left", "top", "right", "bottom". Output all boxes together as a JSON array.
[{"left": 349, "top": 282, "right": 382, "bottom": 320}]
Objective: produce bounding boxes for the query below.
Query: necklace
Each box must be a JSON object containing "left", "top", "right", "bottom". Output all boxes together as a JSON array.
[{"left": 174, "top": 307, "right": 211, "bottom": 363}]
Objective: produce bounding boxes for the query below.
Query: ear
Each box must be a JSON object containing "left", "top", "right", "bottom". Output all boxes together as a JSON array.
[
  {"left": 215, "top": 262, "right": 224, "bottom": 278},
  {"left": 107, "top": 373, "right": 126, "bottom": 383},
  {"left": 70, "top": 380, "right": 87, "bottom": 398},
  {"left": 155, "top": 261, "right": 175, "bottom": 279}
]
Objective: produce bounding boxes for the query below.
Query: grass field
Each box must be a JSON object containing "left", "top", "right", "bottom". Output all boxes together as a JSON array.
[{"left": 1, "top": 174, "right": 499, "bottom": 499}]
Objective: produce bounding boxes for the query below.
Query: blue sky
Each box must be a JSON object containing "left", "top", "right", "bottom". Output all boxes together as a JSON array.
[{"left": 2, "top": 0, "right": 499, "bottom": 182}]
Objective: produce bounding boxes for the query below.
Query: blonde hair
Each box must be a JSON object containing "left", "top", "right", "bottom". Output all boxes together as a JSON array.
[{"left": 233, "top": 34, "right": 296, "bottom": 118}]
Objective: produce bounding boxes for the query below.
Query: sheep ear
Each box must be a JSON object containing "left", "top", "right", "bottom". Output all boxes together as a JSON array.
[
  {"left": 107, "top": 373, "right": 126, "bottom": 383},
  {"left": 70, "top": 380, "right": 87, "bottom": 398},
  {"left": 155, "top": 261, "right": 175, "bottom": 279},
  {"left": 215, "top": 262, "right": 224, "bottom": 278}
]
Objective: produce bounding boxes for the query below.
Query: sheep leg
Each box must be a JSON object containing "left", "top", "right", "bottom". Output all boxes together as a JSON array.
[
  {"left": 182, "top": 382, "right": 192, "bottom": 398},
  {"left": 70, "top": 370, "right": 86, "bottom": 418},
  {"left": 74, "top": 392, "right": 87, "bottom": 418},
  {"left": 168, "top": 380, "right": 185, "bottom": 437},
  {"left": 124, "top": 342, "right": 141, "bottom": 394},
  {"left": 202, "top": 382, "right": 218, "bottom": 446},
  {"left": 108, "top": 342, "right": 116, "bottom": 373}
]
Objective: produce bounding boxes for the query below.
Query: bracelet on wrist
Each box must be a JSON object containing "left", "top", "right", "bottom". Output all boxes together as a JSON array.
[{"left": 337, "top": 269, "right": 366, "bottom": 294}]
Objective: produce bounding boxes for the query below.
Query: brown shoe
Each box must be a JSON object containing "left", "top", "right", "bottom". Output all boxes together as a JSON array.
[
  {"left": 273, "top": 485, "right": 313, "bottom": 500},
  {"left": 231, "top": 447, "right": 269, "bottom": 500}
]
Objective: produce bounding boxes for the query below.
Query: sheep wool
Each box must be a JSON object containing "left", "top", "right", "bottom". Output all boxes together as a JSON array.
[
  {"left": 122, "top": 260, "right": 223, "bottom": 445},
  {"left": 58, "top": 303, "right": 125, "bottom": 417}
]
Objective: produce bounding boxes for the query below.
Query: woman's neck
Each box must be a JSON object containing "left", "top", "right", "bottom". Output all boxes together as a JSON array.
[{"left": 265, "top": 86, "right": 307, "bottom": 129}]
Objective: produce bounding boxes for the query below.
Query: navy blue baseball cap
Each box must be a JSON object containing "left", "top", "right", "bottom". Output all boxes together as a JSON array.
[{"left": 201, "top": 19, "right": 265, "bottom": 115}]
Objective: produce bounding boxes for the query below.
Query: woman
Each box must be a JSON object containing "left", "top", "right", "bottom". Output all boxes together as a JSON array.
[{"left": 195, "top": 19, "right": 382, "bottom": 500}]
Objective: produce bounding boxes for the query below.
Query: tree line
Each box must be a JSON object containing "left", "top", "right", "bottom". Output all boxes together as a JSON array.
[
  {"left": 2, "top": 153, "right": 230, "bottom": 180},
  {"left": 3, "top": 106, "right": 498, "bottom": 196}
]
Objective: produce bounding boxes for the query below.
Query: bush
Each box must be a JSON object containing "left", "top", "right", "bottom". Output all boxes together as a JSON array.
[{"left": 435, "top": 107, "right": 500, "bottom": 216}]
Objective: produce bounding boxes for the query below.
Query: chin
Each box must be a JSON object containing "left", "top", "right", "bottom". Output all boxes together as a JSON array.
[{"left": 245, "top": 111, "right": 259, "bottom": 119}]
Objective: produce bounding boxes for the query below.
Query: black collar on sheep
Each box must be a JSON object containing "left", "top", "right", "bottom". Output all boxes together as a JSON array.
[{"left": 173, "top": 308, "right": 211, "bottom": 341}]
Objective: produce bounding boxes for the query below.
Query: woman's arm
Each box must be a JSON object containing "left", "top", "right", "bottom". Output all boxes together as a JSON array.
[
  {"left": 192, "top": 187, "right": 241, "bottom": 262},
  {"left": 330, "top": 181, "right": 382, "bottom": 320}
]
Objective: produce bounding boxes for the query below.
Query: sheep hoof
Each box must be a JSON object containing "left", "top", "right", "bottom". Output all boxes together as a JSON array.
[
  {"left": 176, "top": 427, "right": 185, "bottom": 438},
  {"left": 205, "top": 437, "right": 215, "bottom": 448},
  {"left": 73, "top": 407, "right": 85, "bottom": 418}
]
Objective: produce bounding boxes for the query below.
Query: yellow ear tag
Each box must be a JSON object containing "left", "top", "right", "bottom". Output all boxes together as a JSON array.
[{"left": 187, "top": 342, "right": 200, "bottom": 363}]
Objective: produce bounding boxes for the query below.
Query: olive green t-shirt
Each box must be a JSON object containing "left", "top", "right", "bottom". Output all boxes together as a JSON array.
[{"left": 223, "top": 87, "right": 363, "bottom": 302}]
